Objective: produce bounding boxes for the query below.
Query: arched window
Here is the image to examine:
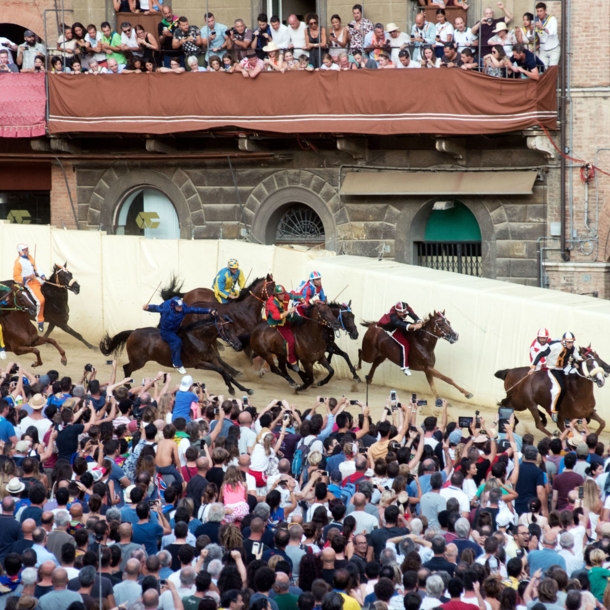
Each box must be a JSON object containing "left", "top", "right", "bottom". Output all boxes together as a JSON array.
[
  {"left": 274, "top": 204, "right": 325, "bottom": 246},
  {"left": 115, "top": 188, "right": 180, "bottom": 239},
  {"left": 416, "top": 200, "right": 482, "bottom": 276}
]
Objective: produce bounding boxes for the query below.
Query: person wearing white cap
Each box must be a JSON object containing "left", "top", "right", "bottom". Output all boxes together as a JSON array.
[
  {"left": 386, "top": 23, "right": 409, "bottom": 65},
  {"left": 487, "top": 20, "right": 517, "bottom": 55},
  {"left": 13, "top": 244, "right": 46, "bottom": 332},
  {"left": 173, "top": 375, "right": 204, "bottom": 422}
]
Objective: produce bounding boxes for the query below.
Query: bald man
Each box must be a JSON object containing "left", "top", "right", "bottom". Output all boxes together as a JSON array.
[
  {"left": 117, "top": 522, "right": 146, "bottom": 570},
  {"left": 35, "top": 560, "right": 56, "bottom": 597},
  {"left": 238, "top": 454, "right": 260, "bottom": 499},
  {"left": 238, "top": 411, "right": 256, "bottom": 454},
  {"left": 350, "top": 493, "right": 379, "bottom": 535},
  {"left": 39, "top": 568, "right": 83, "bottom": 610},
  {"left": 10, "top": 518, "right": 35, "bottom": 556},
  {"left": 185, "top": 456, "right": 210, "bottom": 514},
  {"left": 69, "top": 503, "right": 84, "bottom": 528},
  {"left": 273, "top": 572, "right": 298, "bottom": 610},
  {"left": 142, "top": 588, "right": 160, "bottom": 609},
  {"left": 320, "top": 548, "right": 336, "bottom": 585},
  {"left": 114, "top": 558, "right": 142, "bottom": 606}
]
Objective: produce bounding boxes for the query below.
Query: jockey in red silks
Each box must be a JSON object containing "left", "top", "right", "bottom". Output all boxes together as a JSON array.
[
  {"left": 290, "top": 271, "right": 326, "bottom": 316},
  {"left": 266, "top": 285, "right": 300, "bottom": 372},
  {"left": 377, "top": 302, "right": 423, "bottom": 376},
  {"left": 530, "top": 327, "right": 550, "bottom": 368}
]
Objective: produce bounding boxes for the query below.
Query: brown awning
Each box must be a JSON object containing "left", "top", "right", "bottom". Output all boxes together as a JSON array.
[
  {"left": 340, "top": 170, "right": 538, "bottom": 196},
  {"left": 0, "top": 162, "right": 51, "bottom": 190},
  {"left": 48, "top": 68, "right": 558, "bottom": 136}
]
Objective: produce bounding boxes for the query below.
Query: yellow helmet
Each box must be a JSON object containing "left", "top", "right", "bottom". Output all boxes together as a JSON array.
[{"left": 228, "top": 258, "right": 239, "bottom": 269}]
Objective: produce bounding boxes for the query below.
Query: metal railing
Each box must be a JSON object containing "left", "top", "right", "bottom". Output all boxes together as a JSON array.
[{"left": 416, "top": 241, "right": 482, "bottom": 277}]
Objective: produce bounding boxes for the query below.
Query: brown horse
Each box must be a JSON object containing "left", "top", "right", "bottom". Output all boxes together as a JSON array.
[
  {"left": 325, "top": 301, "right": 361, "bottom": 382},
  {"left": 99, "top": 310, "right": 253, "bottom": 395},
  {"left": 250, "top": 301, "right": 341, "bottom": 391},
  {"left": 357, "top": 310, "right": 472, "bottom": 399},
  {"left": 0, "top": 284, "right": 68, "bottom": 367},
  {"left": 495, "top": 346, "right": 609, "bottom": 436}
]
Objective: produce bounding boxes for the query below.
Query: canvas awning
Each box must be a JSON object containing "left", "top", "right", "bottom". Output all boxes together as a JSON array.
[{"left": 340, "top": 170, "right": 538, "bottom": 196}]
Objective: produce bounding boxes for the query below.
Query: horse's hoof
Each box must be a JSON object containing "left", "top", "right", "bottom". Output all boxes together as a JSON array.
[
  {"left": 228, "top": 387, "right": 236, "bottom": 396},
  {"left": 257, "top": 371, "right": 265, "bottom": 378},
  {"left": 233, "top": 371, "right": 244, "bottom": 378},
  {"left": 353, "top": 375, "right": 362, "bottom": 383},
  {"left": 465, "top": 393, "right": 473, "bottom": 399},
  {"left": 31, "top": 362, "right": 40, "bottom": 368},
  {"left": 289, "top": 382, "right": 297, "bottom": 389},
  {"left": 247, "top": 389, "right": 254, "bottom": 396},
  {"left": 316, "top": 381, "right": 324, "bottom": 387}
]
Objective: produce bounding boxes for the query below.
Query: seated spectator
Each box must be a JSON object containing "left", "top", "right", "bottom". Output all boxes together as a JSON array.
[
  {"left": 270, "top": 15, "right": 291, "bottom": 50},
  {"left": 304, "top": 13, "right": 327, "bottom": 70},
  {"left": 49, "top": 56, "right": 70, "bottom": 73},
  {"left": 453, "top": 16, "right": 477, "bottom": 52},
  {"left": 122, "top": 57, "right": 145, "bottom": 73},
  {"left": 420, "top": 45, "right": 439, "bottom": 68},
  {"left": 363, "top": 23, "right": 390, "bottom": 64},
  {"left": 143, "top": 60, "right": 156, "bottom": 73},
  {"left": 207, "top": 55, "right": 222, "bottom": 71},
  {"left": 328, "top": 15, "right": 351, "bottom": 61},
  {"left": 460, "top": 48, "right": 479, "bottom": 70},
  {"left": 68, "top": 59, "right": 82, "bottom": 73},
  {"left": 262, "top": 42, "right": 283, "bottom": 72},
  {"left": 487, "top": 21, "right": 517, "bottom": 56},
  {"left": 507, "top": 43, "right": 543, "bottom": 80},
  {"left": 222, "top": 55, "right": 235, "bottom": 72},
  {"left": 87, "top": 60, "right": 108, "bottom": 74},
  {"left": 397, "top": 49, "right": 420, "bottom": 69},
  {"left": 236, "top": 51, "right": 264, "bottom": 79},
  {"left": 282, "top": 50, "right": 298, "bottom": 71},
  {"left": 440, "top": 42, "right": 463, "bottom": 67},
  {"left": 187, "top": 55, "right": 207, "bottom": 72},
  {"left": 377, "top": 53, "right": 395, "bottom": 69},
  {"left": 16, "top": 30, "right": 46, "bottom": 71},
  {"left": 483, "top": 44, "right": 510, "bottom": 77},
  {"left": 229, "top": 19, "right": 253, "bottom": 62},
  {"left": 434, "top": 9, "right": 454, "bottom": 58},
  {"left": 252, "top": 13, "right": 273, "bottom": 60},
  {"left": 21, "top": 54, "right": 46, "bottom": 73},
  {"left": 318, "top": 53, "right": 339, "bottom": 71}
]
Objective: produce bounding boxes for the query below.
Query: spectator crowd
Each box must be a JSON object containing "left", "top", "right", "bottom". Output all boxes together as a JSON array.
[
  {"left": 0, "top": 354, "right": 603, "bottom": 610},
  {"left": 0, "top": 2, "right": 559, "bottom": 80}
]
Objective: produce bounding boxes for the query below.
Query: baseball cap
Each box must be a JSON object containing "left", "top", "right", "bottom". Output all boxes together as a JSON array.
[
  {"left": 24, "top": 30, "right": 35, "bottom": 37},
  {"left": 448, "top": 430, "right": 462, "bottom": 445},
  {"left": 179, "top": 375, "right": 193, "bottom": 392},
  {"left": 576, "top": 443, "right": 589, "bottom": 457},
  {"left": 496, "top": 512, "right": 513, "bottom": 528},
  {"left": 330, "top": 470, "right": 342, "bottom": 483}
]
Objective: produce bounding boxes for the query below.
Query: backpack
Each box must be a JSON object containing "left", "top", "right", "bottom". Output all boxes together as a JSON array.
[
  {"left": 340, "top": 481, "right": 356, "bottom": 505},
  {"left": 292, "top": 437, "right": 314, "bottom": 480}
]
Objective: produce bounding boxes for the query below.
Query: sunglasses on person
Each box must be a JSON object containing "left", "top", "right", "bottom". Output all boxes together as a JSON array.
[{"left": 309, "top": 20, "right": 318, "bottom": 25}]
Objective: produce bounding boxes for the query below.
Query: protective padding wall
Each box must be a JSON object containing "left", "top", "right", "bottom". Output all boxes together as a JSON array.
[
  {"left": 0, "top": 222, "right": 333, "bottom": 342},
  {"left": 305, "top": 256, "right": 610, "bottom": 415}
]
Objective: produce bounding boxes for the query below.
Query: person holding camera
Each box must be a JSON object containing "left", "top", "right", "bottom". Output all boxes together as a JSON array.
[
  {"left": 200, "top": 12, "right": 229, "bottom": 63},
  {"left": 471, "top": 2, "right": 513, "bottom": 58},
  {"left": 16, "top": 30, "right": 46, "bottom": 71}
]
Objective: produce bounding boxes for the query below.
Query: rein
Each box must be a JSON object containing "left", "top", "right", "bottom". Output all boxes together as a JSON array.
[
  {"left": 335, "top": 306, "right": 353, "bottom": 338},
  {"left": 250, "top": 278, "right": 273, "bottom": 303}
]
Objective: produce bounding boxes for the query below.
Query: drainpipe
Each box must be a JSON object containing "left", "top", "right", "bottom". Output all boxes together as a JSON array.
[{"left": 559, "top": 0, "right": 570, "bottom": 261}]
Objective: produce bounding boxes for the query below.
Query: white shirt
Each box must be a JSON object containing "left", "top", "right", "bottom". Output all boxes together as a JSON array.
[
  {"left": 440, "top": 485, "right": 470, "bottom": 514},
  {"left": 388, "top": 32, "right": 410, "bottom": 64},
  {"left": 298, "top": 436, "right": 323, "bottom": 455},
  {"left": 453, "top": 28, "right": 477, "bottom": 52},
  {"left": 17, "top": 256, "right": 36, "bottom": 280},
  {"left": 160, "top": 585, "right": 195, "bottom": 609},
  {"left": 397, "top": 60, "right": 421, "bottom": 69},
  {"left": 536, "top": 15, "right": 559, "bottom": 51},
  {"left": 243, "top": 471, "right": 257, "bottom": 492},
  {"left": 320, "top": 63, "right": 339, "bottom": 70},
  {"left": 271, "top": 24, "right": 291, "bottom": 49},
  {"left": 20, "top": 415, "right": 51, "bottom": 440},
  {"left": 84, "top": 32, "right": 106, "bottom": 62},
  {"left": 487, "top": 31, "right": 517, "bottom": 55},
  {"left": 339, "top": 460, "right": 356, "bottom": 479},
  {"left": 121, "top": 30, "right": 141, "bottom": 56},
  {"left": 461, "top": 595, "right": 492, "bottom": 610},
  {"left": 435, "top": 21, "right": 454, "bottom": 46},
  {"left": 289, "top": 22, "right": 308, "bottom": 57},
  {"left": 351, "top": 509, "right": 379, "bottom": 534},
  {"left": 177, "top": 437, "right": 190, "bottom": 467},
  {"left": 238, "top": 426, "right": 256, "bottom": 455},
  {"left": 463, "top": 478, "right": 478, "bottom": 501},
  {"left": 558, "top": 549, "right": 584, "bottom": 576},
  {"left": 0, "top": 38, "right": 15, "bottom": 63},
  {"left": 250, "top": 444, "right": 273, "bottom": 471}
]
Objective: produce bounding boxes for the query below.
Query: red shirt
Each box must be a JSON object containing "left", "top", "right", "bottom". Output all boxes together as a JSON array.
[{"left": 441, "top": 602, "right": 477, "bottom": 610}]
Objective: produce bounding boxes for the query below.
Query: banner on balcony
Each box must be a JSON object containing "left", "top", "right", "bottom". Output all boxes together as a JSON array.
[
  {"left": 0, "top": 74, "right": 46, "bottom": 138},
  {"left": 48, "top": 68, "right": 557, "bottom": 136}
]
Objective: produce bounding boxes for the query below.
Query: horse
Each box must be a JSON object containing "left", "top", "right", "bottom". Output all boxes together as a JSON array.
[
  {"left": 2, "top": 263, "right": 92, "bottom": 349},
  {"left": 325, "top": 301, "right": 361, "bottom": 382},
  {"left": 495, "top": 346, "right": 609, "bottom": 436},
  {"left": 0, "top": 284, "right": 68, "bottom": 367},
  {"left": 357, "top": 310, "right": 472, "bottom": 399},
  {"left": 99, "top": 310, "right": 253, "bottom": 395},
  {"left": 250, "top": 301, "right": 341, "bottom": 391}
]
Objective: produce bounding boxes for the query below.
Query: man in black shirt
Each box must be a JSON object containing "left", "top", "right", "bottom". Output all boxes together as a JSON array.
[
  {"left": 185, "top": 457, "right": 209, "bottom": 515},
  {"left": 0, "top": 498, "right": 22, "bottom": 563},
  {"left": 508, "top": 43, "right": 543, "bottom": 80},
  {"left": 422, "top": 535, "right": 456, "bottom": 576},
  {"left": 367, "top": 506, "right": 409, "bottom": 561}
]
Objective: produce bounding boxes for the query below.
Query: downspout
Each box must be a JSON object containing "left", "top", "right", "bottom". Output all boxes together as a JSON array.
[{"left": 559, "top": 0, "right": 570, "bottom": 261}]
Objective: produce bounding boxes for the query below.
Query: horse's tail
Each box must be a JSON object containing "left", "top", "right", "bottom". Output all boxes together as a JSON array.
[
  {"left": 360, "top": 320, "right": 377, "bottom": 328},
  {"left": 160, "top": 274, "right": 185, "bottom": 302},
  {"left": 494, "top": 369, "right": 509, "bottom": 380},
  {"left": 99, "top": 330, "right": 133, "bottom": 357}
]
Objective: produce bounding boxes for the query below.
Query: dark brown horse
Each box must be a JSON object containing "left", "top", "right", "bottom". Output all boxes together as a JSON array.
[
  {"left": 495, "top": 346, "right": 609, "bottom": 436},
  {"left": 250, "top": 301, "right": 341, "bottom": 391},
  {"left": 325, "top": 301, "right": 361, "bottom": 382},
  {"left": 357, "top": 310, "right": 472, "bottom": 399},
  {"left": 0, "top": 284, "right": 68, "bottom": 367},
  {"left": 99, "top": 310, "right": 253, "bottom": 395}
]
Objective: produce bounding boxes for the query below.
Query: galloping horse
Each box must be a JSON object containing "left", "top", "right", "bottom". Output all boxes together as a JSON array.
[
  {"left": 357, "top": 310, "right": 472, "bottom": 399},
  {"left": 0, "top": 284, "right": 68, "bottom": 367},
  {"left": 99, "top": 309, "right": 254, "bottom": 395},
  {"left": 325, "top": 301, "right": 361, "bottom": 382},
  {"left": 250, "top": 301, "right": 341, "bottom": 391},
  {"left": 495, "top": 346, "right": 609, "bottom": 436}
]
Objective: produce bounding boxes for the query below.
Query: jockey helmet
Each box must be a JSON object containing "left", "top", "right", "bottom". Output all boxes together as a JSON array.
[
  {"left": 228, "top": 258, "right": 239, "bottom": 269},
  {"left": 537, "top": 328, "right": 550, "bottom": 339},
  {"left": 274, "top": 285, "right": 286, "bottom": 295},
  {"left": 395, "top": 302, "right": 408, "bottom": 313},
  {"left": 562, "top": 331, "right": 576, "bottom": 342},
  {"left": 17, "top": 243, "right": 28, "bottom": 253},
  {"left": 170, "top": 298, "right": 184, "bottom": 309},
  {"left": 310, "top": 271, "right": 322, "bottom": 281}
]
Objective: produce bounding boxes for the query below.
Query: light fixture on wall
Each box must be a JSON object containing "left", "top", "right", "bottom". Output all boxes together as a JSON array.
[{"left": 432, "top": 200, "right": 454, "bottom": 211}]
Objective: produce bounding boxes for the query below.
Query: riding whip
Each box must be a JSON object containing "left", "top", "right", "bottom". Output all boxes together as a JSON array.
[
  {"left": 244, "top": 268, "right": 253, "bottom": 285},
  {"left": 505, "top": 373, "right": 530, "bottom": 393},
  {"left": 332, "top": 285, "right": 349, "bottom": 303},
  {"left": 146, "top": 280, "right": 163, "bottom": 307}
]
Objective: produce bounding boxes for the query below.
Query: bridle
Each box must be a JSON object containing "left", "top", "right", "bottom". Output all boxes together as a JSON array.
[
  {"left": 43, "top": 266, "right": 77, "bottom": 290},
  {"left": 214, "top": 315, "right": 239, "bottom": 347},
  {"left": 418, "top": 312, "right": 455, "bottom": 343},
  {"left": 249, "top": 277, "right": 274, "bottom": 303},
  {"left": 575, "top": 348, "right": 607, "bottom": 382},
  {"left": 299, "top": 302, "right": 338, "bottom": 330},
  {"left": 335, "top": 304, "right": 354, "bottom": 338},
  {"left": 0, "top": 285, "right": 36, "bottom": 313}
]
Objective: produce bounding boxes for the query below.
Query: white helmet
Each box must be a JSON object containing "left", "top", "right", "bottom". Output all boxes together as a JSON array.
[
  {"left": 562, "top": 331, "right": 576, "bottom": 342},
  {"left": 17, "top": 243, "right": 28, "bottom": 253},
  {"left": 537, "top": 328, "right": 550, "bottom": 339}
]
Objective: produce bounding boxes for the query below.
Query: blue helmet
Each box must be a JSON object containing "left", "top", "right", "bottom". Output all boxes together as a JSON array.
[{"left": 170, "top": 297, "right": 184, "bottom": 309}]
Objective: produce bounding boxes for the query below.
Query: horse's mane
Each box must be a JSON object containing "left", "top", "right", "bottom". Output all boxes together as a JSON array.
[
  {"left": 160, "top": 274, "right": 185, "bottom": 301},
  {"left": 234, "top": 277, "right": 265, "bottom": 302},
  {"left": 327, "top": 301, "right": 345, "bottom": 309}
]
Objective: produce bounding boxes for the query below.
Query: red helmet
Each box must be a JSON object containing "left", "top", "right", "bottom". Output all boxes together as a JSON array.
[
  {"left": 395, "top": 302, "right": 408, "bottom": 313},
  {"left": 537, "top": 328, "right": 550, "bottom": 339}
]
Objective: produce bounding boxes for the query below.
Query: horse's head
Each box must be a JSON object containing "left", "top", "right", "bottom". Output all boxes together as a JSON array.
[
  {"left": 13, "top": 285, "right": 36, "bottom": 317},
  {"left": 334, "top": 300, "right": 358, "bottom": 340},
  {"left": 312, "top": 301, "right": 341, "bottom": 331},
  {"left": 215, "top": 315, "right": 242, "bottom": 352},
  {"left": 579, "top": 345, "right": 607, "bottom": 388},
  {"left": 53, "top": 263, "right": 80, "bottom": 294},
  {"left": 425, "top": 310, "right": 459, "bottom": 344},
  {"left": 243, "top": 275, "right": 276, "bottom": 302}
]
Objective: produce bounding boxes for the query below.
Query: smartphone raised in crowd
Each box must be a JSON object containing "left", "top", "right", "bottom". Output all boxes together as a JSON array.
[
  {"left": 416, "top": 400, "right": 427, "bottom": 406},
  {"left": 435, "top": 398, "right": 443, "bottom": 407},
  {"left": 390, "top": 390, "right": 397, "bottom": 403},
  {"left": 349, "top": 399, "right": 359, "bottom": 405}
]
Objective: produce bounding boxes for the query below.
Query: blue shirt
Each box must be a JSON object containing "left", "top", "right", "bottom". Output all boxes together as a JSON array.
[
  {"left": 200, "top": 23, "right": 229, "bottom": 61},
  {"left": 120, "top": 506, "right": 159, "bottom": 526},
  {"left": 147, "top": 298, "right": 212, "bottom": 333},
  {"left": 108, "top": 462, "right": 127, "bottom": 507},
  {"left": 173, "top": 390, "right": 198, "bottom": 422},
  {"left": 0, "top": 417, "right": 16, "bottom": 442},
  {"left": 528, "top": 548, "right": 566, "bottom": 576},
  {"left": 132, "top": 521, "right": 164, "bottom": 556}
]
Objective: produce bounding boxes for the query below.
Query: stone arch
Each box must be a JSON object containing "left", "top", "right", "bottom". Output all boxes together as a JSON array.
[
  {"left": 394, "top": 197, "right": 499, "bottom": 279},
  {"left": 245, "top": 170, "right": 344, "bottom": 251},
  {"left": 88, "top": 167, "right": 201, "bottom": 239},
  {"left": 1, "top": 7, "right": 51, "bottom": 42}
]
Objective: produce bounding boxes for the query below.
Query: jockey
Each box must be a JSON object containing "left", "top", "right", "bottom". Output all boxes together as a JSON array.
[
  {"left": 529, "top": 328, "right": 551, "bottom": 368},
  {"left": 266, "top": 285, "right": 299, "bottom": 372},
  {"left": 377, "top": 302, "right": 423, "bottom": 376},
  {"left": 143, "top": 296, "right": 216, "bottom": 375},
  {"left": 290, "top": 271, "right": 326, "bottom": 316},
  {"left": 529, "top": 331, "right": 583, "bottom": 421},
  {"left": 13, "top": 243, "right": 46, "bottom": 332},
  {"left": 212, "top": 258, "right": 246, "bottom": 303}
]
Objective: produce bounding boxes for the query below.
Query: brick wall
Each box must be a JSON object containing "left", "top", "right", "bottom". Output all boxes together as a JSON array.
[{"left": 50, "top": 163, "right": 79, "bottom": 230}]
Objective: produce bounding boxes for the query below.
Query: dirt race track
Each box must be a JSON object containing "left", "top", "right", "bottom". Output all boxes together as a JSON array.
[{"left": 24, "top": 329, "right": 569, "bottom": 444}]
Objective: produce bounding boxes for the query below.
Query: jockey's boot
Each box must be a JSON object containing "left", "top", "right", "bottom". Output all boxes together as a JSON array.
[
  {"left": 174, "top": 364, "right": 186, "bottom": 374},
  {"left": 551, "top": 411, "right": 558, "bottom": 423},
  {"left": 401, "top": 366, "right": 412, "bottom": 376},
  {"left": 290, "top": 363, "right": 300, "bottom": 372},
  {"left": 0, "top": 350, "right": 5, "bottom": 360},
  {"left": 37, "top": 322, "right": 44, "bottom": 333}
]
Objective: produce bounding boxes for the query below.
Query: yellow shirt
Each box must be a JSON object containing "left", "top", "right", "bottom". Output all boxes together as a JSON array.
[{"left": 339, "top": 593, "right": 362, "bottom": 610}]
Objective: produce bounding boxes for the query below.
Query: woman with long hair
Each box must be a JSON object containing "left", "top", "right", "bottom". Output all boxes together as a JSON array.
[
  {"left": 249, "top": 428, "right": 284, "bottom": 488},
  {"left": 158, "top": 394, "right": 174, "bottom": 424},
  {"left": 219, "top": 523, "right": 244, "bottom": 550},
  {"left": 304, "top": 13, "right": 327, "bottom": 70},
  {"left": 519, "top": 498, "right": 548, "bottom": 529},
  {"left": 328, "top": 14, "right": 350, "bottom": 60},
  {"left": 21, "top": 456, "right": 49, "bottom": 490},
  {"left": 420, "top": 45, "right": 439, "bottom": 68},
  {"left": 302, "top": 522, "right": 321, "bottom": 553},
  {"left": 298, "top": 551, "right": 322, "bottom": 592},
  {"left": 198, "top": 483, "right": 219, "bottom": 522},
  {"left": 0, "top": 457, "right": 16, "bottom": 499},
  {"left": 219, "top": 466, "right": 249, "bottom": 523},
  {"left": 484, "top": 44, "right": 510, "bottom": 77},
  {"left": 582, "top": 478, "right": 602, "bottom": 539}
]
